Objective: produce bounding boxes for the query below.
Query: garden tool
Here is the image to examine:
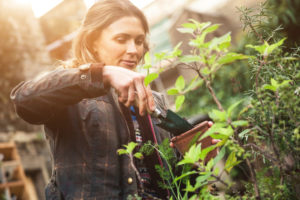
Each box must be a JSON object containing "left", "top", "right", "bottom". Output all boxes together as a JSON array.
[{"left": 152, "top": 108, "right": 193, "bottom": 136}]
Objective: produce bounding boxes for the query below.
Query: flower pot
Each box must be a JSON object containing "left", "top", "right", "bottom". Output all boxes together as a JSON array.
[{"left": 171, "top": 121, "right": 217, "bottom": 163}]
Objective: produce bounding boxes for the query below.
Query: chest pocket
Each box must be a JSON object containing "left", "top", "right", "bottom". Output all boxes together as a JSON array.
[
  {"left": 79, "top": 96, "right": 113, "bottom": 125},
  {"left": 79, "top": 96, "right": 110, "bottom": 117}
]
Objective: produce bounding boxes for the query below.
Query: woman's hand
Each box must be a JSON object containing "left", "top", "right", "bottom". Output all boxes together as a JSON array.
[{"left": 102, "top": 65, "right": 155, "bottom": 116}]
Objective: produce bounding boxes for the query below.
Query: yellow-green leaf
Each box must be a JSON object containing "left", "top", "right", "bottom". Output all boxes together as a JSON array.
[
  {"left": 144, "top": 73, "right": 158, "bottom": 86},
  {"left": 167, "top": 88, "right": 179, "bottom": 95},
  {"left": 175, "top": 75, "right": 185, "bottom": 91},
  {"left": 175, "top": 95, "right": 185, "bottom": 110}
]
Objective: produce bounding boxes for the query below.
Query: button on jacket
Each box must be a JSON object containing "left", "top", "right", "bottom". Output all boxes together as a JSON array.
[{"left": 10, "top": 64, "right": 171, "bottom": 200}]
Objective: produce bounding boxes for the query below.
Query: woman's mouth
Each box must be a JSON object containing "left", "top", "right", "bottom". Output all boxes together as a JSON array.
[{"left": 120, "top": 60, "right": 137, "bottom": 68}]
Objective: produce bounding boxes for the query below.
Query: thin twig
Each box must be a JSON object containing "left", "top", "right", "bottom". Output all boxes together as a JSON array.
[
  {"left": 129, "top": 154, "right": 144, "bottom": 191},
  {"left": 243, "top": 143, "right": 277, "bottom": 163},
  {"left": 231, "top": 125, "right": 261, "bottom": 200},
  {"left": 195, "top": 69, "right": 224, "bottom": 111},
  {"left": 211, "top": 174, "right": 229, "bottom": 187}
]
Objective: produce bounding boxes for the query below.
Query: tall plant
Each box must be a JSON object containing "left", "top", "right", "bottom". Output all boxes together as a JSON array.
[{"left": 119, "top": 3, "right": 299, "bottom": 199}]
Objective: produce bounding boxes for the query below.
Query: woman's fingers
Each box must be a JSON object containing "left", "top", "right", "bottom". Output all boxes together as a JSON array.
[
  {"left": 103, "top": 65, "right": 155, "bottom": 115},
  {"left": 125, "top": 85, "right": 135, "bottom": 107},
  {"left": 146, "top": 85, "right": 155, "bottom": 112},
  {"left": 134, "top": 78, "right": 147, "bottom": 115},
  {"left": 212, "top": 139, "right": 221, "bottom": 144},
  {"left": 118, "top": 88, "right": 128, "bottom": 104}
]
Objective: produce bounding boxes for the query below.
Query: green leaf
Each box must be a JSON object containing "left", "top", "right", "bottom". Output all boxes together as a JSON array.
[
  {"left": 264, "top": 79, "right": 291, "bottom": 91},
  {"left": 177, "top": 144, "right": 202, "bottom": 165},
  {"left": 199, "top": 124, "right": 233, "bottom": 141},
  {"left": 209, "top": 32, "right": 231, "bottom": 50},
  {"left": 173, "top": 171, "right": 197, "bottom": 183},
  {"left": 179, "top": 55, "right": 201, "bottom": 63},
  {"left": 126, "top": 142, "right": 138, "bottom": 153},
  {"left": 195, "top": 172, "right": 212, "bottom": 187},
  {"left": 198, "top": 124, "right": 233, "bottom": 141},
  {"left": 225, "top": 152, "right": 237, "bottom": 173},
  {"left": 279, "top": 80, "right": 291, "bottom": 87},
  {"left": 182, "top": 22, "right": 197, "bottom": 30},
  {"left": 144, "top": 52, "right": 151, "bottom": 65},
  {"left": 232, "top": 120, "right": 249, "bottom": 128},
  {"left": 271, "top": 78, "right": 278, "bottom": 87},
  {"left": 177, "top": 27, "right": 194, "bottom": 34},
  {"left": 155, "top": 52, "right": 167, "bottom": 61},
  {"left": 205, "top": 159, "right": 214, "bottom": 171},
  {"left": 175, "top": 95, "right": 185, "bottom": 110},
  {"left": 144, "top": 73, "right": 158, "bottom": 86},
  {"left": 184, "top": 180, "right": 196, "bottom": 192},
  {"left": 227, "top": 99, "right": 244, "bottom": 119},
  {"left": 198, "top": 127, "right": 218, "bottom": 141},
  {"left": 267, "top": 38, "right": 286, "bottom": 55},
  {"left": 199, "top": 145, "right": 217, "bottom": 161},
  {"left": 246, "top": 43, "right": 267, "bottom": 55},
  {"left": 117, "top": 149, "right": 127, "bottom": 155},
  {"left": 174, "top": 42, "right": 182, "bottom": 50},
  {"left": 213, "top": 147, "right": 226, "bottom": 165},
  {"left": 171, "top": 42, "right": 183, "bottom": 57},
  {"left": 175, "top": 75, "right": 185, "bottom": 91},
  {"left": 142, "top": 64, "right": 152, "bottom": 70},
  {"left": 134, "top": 152, "right": 143, "bottom": 159},
  {"left": 238, "top": 129, "right": 251, "bottom": 139},
  {"left": 199, "top": 22, "right": 212, "bottom": 31},
  {"left": 208, "top": 109, "right": 227, "bottom": 122},
  {"left": 207, "top": 54, "right": 217, "bottom": 66},
  {"left": 203, "top": 24, "right": 220, "bottom": 34},
  {"left": 167, "top": 88, "right": 179, "bottom": 95},
  {"left": 214, "top": 167, "right": 220, "bottom": 176},
  {"left": 183, "top": 77, "right": 203, "bottom": 93},
  {"left": 217, "top": 53, "right": 249, "bottom": 65},
  {"left": 188, "top": 19, "right": 211, "bottom": 30},
  {"left": 263, "top": 84, "right": 277, "bottom": 91},
  {"left": 200, "top": 67, "right": 210, "bottom": 75}
]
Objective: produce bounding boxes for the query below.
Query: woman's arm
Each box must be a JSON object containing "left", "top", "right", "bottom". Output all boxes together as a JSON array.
[{"left": 10, "top": 63, "right": 108, "bottom": 124}]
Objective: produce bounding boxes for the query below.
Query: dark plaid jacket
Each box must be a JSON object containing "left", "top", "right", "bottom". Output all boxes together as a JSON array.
[{"left": 10, "top": 64, "right": 171, "bottom": 200}]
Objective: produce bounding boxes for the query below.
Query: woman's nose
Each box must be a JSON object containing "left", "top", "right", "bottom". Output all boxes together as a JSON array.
[{"left": 126, "top": 41, "right": 138, "bottom": 54}]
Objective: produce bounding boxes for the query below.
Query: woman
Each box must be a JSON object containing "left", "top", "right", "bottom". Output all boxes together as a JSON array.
[
  {"left": 11, "top": 0, "right": 217, "bottom": 199},
  {"left": 11, "top": 0, "right": 170, "bottom": 199}
]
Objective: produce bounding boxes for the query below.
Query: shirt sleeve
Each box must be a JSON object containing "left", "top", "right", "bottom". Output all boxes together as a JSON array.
[{"left": 10, "top": 63, "right": 109, "bottom": 125}]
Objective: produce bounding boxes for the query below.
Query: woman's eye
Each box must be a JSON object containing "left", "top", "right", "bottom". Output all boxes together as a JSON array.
[
  {"left": 116, "top": 37, "right": 126, "bottom": 43},
  {"left": 135, "top": 39, "right": 144, "bottom": 45}
]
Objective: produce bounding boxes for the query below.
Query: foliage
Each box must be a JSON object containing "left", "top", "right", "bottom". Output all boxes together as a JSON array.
[
  {"left": 123, "top": 19, "right": 252, "bottom": 199},
  {"left": 117, "top": 0, "right": 300, "bottom": 199},
  {"left": 129, "top": 2, "right": 300, "bottom": 199}
]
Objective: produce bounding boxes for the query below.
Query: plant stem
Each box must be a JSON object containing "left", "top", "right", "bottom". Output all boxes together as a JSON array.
[
  {"left": 249, "top": 23, "right": 264, "bottom": 44},
  {"left": 211, "top": 174, "right": 229, "bottom": 187},
  {"left": 195, "top": 70, "right": 224, "bottom": 111},
  {"left": 129, "top": 154, "right": 144, "bottom": 191},
  {"left": 243, "top": 143, "right": 277, "bottom": 163},
  {"left": 246, "top": 158, "right": 261, "bottom": 200},
  {"left": 232, "top": 127, "right": 261, "bottom": 200}
]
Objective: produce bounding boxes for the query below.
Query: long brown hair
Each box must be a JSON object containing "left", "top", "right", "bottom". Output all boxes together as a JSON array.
[{"left": 68, "top": 0, "right": 149, "bottom": 68}]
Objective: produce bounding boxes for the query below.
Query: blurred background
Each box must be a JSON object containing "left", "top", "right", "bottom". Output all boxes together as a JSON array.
[{"left": 0, "top": 0, "right": 299, "bottom": 199}]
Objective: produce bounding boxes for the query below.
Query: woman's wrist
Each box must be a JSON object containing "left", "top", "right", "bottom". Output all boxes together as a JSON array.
[{"left": 102, "top": 65, "right": 111, "bottom": 88}]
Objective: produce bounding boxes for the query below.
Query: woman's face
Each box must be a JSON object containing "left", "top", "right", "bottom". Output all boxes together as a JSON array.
[{"left": 93, "top": 16, "right": 146, "bottom": 70}]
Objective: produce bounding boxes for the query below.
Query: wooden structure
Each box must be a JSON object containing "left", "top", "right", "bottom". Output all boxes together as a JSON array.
[{"left": 0, "top": 142, "right": 30, "bottom": 200}]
